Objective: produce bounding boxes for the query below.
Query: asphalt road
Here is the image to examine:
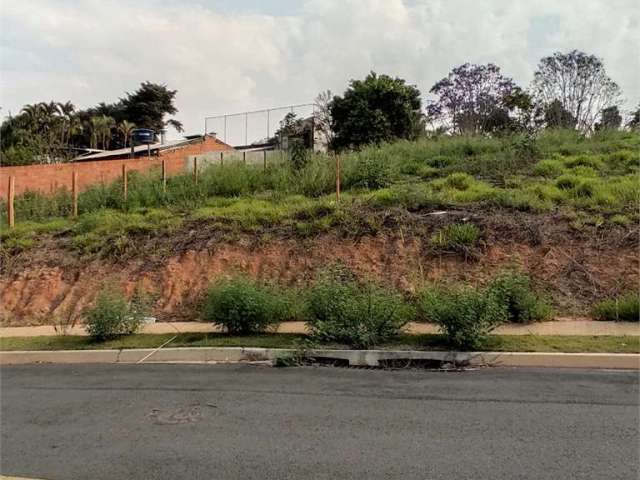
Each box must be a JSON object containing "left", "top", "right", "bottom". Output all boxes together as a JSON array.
[{"left": 1, "top": 364, "right": 638, "bottom": 480}]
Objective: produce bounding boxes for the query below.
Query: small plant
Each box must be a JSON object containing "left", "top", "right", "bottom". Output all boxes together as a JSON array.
[
  {"left": 487, "top": 271, "right": 553, "bottom": 323},
  {"left": 345, "top": 151, "right": 392, "bottom": 189},
  {"left": 418, "top": 286, "right": 507, "bottom": 349},
  {"left": 202, "top": 276, "right": 288, "bottom": 335},
  {"left": 288, "top": 138, "right": 310, "bottom": 170},
  {"left": 592, "top": 294, "right": 640, "bottom": 322},
  {"left": 430, "top": 223, "right": 480, "bottom": 253},
  {"left": 305, "top": 264, "right": 413, "bottom": 349},
  {"left": 85, "top": 286, "right": 150, "bottom": 340}
]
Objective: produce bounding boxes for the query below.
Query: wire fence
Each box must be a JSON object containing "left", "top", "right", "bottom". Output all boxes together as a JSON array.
[{"left": 204, "top": 103, "right": 315, "bottom": 147}]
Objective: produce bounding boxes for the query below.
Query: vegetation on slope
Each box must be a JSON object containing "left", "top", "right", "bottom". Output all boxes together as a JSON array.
[{"left": 1, "top": 129, "right": 638, "bottom": 260}]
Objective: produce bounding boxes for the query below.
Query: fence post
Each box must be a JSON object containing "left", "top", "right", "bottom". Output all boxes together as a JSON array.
[
  {"left": 220, "top": 152, "right": 224, "bottom": 167},
  {"left": 335, "top": 155, "right": 341, "bottom": 202},
  {"left": 243, "top": 151, "right": 246, "bottom": 165},
  {"left": 263, "top": 150, "right": 267, "bottom": 171},
  {"left": 7, "top": 176, "right": 15, "bottom": 229},
  {"left": 161, "top": 158, "right": 167, "bottom": 192},
  {"left": 122, "top": 164, "right": 128, "bottom": 201},
  {"left": 193, "top": 157, "right": 199, "bottom": 184},
  {"left": 72, "top": 172, "right": 78, "bottom": 218}
]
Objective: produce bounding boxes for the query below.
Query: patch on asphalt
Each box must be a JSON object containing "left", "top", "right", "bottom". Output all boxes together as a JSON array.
[{"left": 147, "top": 404, "right": 206, "bottom": 425}]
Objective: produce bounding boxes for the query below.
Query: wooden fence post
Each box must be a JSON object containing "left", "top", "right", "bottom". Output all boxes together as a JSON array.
[
  {"left": 243, "top": 151, "right": 246, "bottom": 165},
  {"left": 335, "top": 155, "right": 341, "bottom": 202},
  {"left": 7, "top": 176, "right": 15, "bottom": 229},
  {"left": 193, "top": 157, "right": 199, "bottom": 184},
  {"left": 72, "top": 172, "right": 78, "bottom": 218},
  {"left": 263, "top": 150, "right": 267, "bottom": 171},
  {"left": 122, "top": 164, "right": 128, "bottom": 201},
  {"left": 161, "top": 158, "right": 167, "bottom": 192},
  {"left": 220, "top": 152, "right": 224, "bottom": 167}
]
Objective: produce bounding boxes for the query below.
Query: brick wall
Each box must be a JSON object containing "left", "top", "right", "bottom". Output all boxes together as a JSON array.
[{"left": 0, "top": 136, "right": 233, "bottom": 200}]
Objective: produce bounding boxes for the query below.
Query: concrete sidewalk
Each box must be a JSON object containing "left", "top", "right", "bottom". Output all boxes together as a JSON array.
[{"left": 1, "top": 319, "right": 638, "bottom": 338}]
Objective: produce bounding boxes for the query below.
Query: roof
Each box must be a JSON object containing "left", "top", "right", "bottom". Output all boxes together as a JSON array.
[{"left": 73, "top": 136, "right": 204, "bottom": 161}]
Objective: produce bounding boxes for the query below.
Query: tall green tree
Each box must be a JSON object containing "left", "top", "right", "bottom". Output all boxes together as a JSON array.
[
  {"left": 330, "top": 72, "right": 422, "bottom": 150},
  {"left": 120, "top": 82, "right": 183, "bottom": 133}
]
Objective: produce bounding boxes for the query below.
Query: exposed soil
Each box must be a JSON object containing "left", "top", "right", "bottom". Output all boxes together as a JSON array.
[{"left": 1, "top": 208, "right": 637, "bottom": 326}]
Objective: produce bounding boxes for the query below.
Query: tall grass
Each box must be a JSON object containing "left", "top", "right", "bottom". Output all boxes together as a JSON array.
[{"left": 2, "top": 129, "right": 638, "bottom": 229}]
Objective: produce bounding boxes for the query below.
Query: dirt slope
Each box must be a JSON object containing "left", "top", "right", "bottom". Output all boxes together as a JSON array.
[{"left": 1, "top": 210, "right": 637, "bottom": 326}]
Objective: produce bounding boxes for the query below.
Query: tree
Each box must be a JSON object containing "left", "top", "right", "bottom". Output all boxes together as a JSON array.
[
  {"left": 544, "top": 100, "right": 577, "bottom": 129},
  {"left": 314, "top": 90, "right": 334, "bottom": 149},
  {"left": 120, "top": 82, "right": 183, "bottom": 132},
  {"left": 117, "top": 120, "right": 136, "bottom": 147},
  {"left": 627, "top": 104, "right": 640, "bottom": 131},
  {"left": 531, "top": 50, "right": 622, "bottom": 132},
  {"left": 330, "top": 72, "right": 422, "bottom": 150},
  {"left": 595, "top": 106, "right": 622, "bottom": 131},
  {"left": 427, "top": 63, "right": 522, "bottom": 135}
]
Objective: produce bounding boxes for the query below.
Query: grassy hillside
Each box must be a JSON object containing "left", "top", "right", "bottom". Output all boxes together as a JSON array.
[{"left": 1, "top": 129, "right": 638, "bottom": 258}]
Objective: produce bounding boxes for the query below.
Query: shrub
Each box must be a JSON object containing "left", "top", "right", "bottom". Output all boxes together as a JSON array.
[
  {"left": 344, "top": 150, "right": 392, "bottom": 190},
  {"left": 430, "top": 223, "right": 480, "bottom": 253},
  {"left": 487, "top": 272, "right": 553, "bottom": 323},
  {"left": 533, "top": 159, "right": 564, "bottom": 178},
  {"left": 592, "top": 294, "right": 640, "bottom": 322},
  {"left": 418, "top": 286, "right": 507, "bottom": 349},
  {"left": 444, "top": 172, "right": 474, "bottom": 190},
  {"left": 85, "top": 286, "right": 150, "bottom": 340},
  {"left": 202, "top": 276, "right": 288, "bottom": 334},
  {"left": 563, "top": 154, "right": 603, "bottom": 170},
  {"left": 305, "top": 265, "right": 413, "bottom": 349},
  {"left": 427, "top": 155, "right": 453, "bottom": 168},
  {"left": 555, "top": 174, "right": 580, "bottom": 190}
]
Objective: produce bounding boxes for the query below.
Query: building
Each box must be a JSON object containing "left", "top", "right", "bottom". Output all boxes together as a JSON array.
[{"left": 73, "top": 134, "right": 233, "bottom": 161}]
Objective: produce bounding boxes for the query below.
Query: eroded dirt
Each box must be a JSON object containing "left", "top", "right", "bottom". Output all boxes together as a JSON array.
[{"left": 1, "top": 209, "right": 637, "bottom": 326}]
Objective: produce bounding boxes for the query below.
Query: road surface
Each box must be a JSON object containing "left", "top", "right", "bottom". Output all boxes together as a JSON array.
[{"left": 1, "top": 364, "right": 638, "bottom": 479}]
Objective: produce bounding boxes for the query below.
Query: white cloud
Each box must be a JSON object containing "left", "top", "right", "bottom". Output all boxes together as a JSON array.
[{"left": 1, "top": 0, "right": 638, "bottom": 141}]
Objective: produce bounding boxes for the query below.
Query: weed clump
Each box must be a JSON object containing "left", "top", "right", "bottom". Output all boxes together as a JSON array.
[
  {"left": 592, "top": 294, "right": 639, "bottom": 322},
  {"left": 430, "top": 223, "right": 480, "bottom": 253},
  {"left": 85, "top": 286, "right": 150, "bottom": 341},
  {"left": 305, "top": 265, "right": 413, "bottom": 349},
  {"left": 202, "top": 276, "right": 289, "bottom": 335},
  {"left": 487, "top": 272, "right": 553, "bottom": 323},
  {"left": 418, "top": 285, "right": 507, "bottom": 349}
]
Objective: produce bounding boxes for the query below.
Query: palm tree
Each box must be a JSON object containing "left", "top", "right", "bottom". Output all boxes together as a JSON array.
[
  {"left": 88, "top": 116, "right": 101, "bottom": 150},
  {"left": 99, "top": 115, "right": 115, "bottom": 150},
  {"left": 57, "top": 101, "right": 75, "bottom": 146},
  {"left": 117, "top": 120, "right": 136, "bottom": 147}
]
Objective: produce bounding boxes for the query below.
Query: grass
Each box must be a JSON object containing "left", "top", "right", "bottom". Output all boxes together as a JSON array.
[
  {"left": 2, "top": 129, "right": 638, "bottom": 256},
  {"left": 0, "top": 332, "right": 638, "bottom": 353}
]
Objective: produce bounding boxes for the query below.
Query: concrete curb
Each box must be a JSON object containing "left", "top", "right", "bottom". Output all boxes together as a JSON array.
[{"left": 1, "top": 347, "right": 638, "bottom": 369}]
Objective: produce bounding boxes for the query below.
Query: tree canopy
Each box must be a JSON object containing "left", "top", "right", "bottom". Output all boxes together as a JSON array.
[
  {"left": 531, "top": 50, "right": 621, "bottom": 132},
  {"left": 427, "top": 63, "right": 525, "bottom": 135},
  {"left": 0, "top": 82, "right": 183, "bottom": 165},
  {"left": 330, "top": 72, "right": 422, "bottom": 150}
]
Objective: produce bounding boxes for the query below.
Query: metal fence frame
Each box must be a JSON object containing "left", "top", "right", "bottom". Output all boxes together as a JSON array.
[{"left": 204, "top": 103, "right": 316, "bottom": 146}]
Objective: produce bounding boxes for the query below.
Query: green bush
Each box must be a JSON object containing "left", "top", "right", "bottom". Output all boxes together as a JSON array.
[
  {"left": 418, "top": 286, "right": 507, "bottom": 349},
  {"left": 305, "top": 265, "right": 413, "bottom": 349},
  {"left": 533, "top": 159, "right": 564, "bottom": 178},
  {"left": 202, "top": 276, "right": 288, "bottom": 334},
  {"left": 592, "top": 294, "right": 640, "bottom": 322},
  {"left": 343, "top": 150, "right": 392, "bottom": 190},
  {"left": 487, "top": 272, "right": 553, "bottom": 323},
  {"left": 430, "top": 223, "right": 480, "bottom": 252},
  {"left": 85, "top": 287, "right": 150, "bottom": 340}
]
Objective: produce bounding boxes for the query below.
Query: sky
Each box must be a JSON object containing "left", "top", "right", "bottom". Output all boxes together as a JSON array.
[{"left": 1, "top": 0, "right": 639, "bottom": 143}]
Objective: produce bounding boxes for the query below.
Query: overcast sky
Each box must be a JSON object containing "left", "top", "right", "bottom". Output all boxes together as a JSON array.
[{"left": 1, "top": 0, "right": 639, "bottom": 141}]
